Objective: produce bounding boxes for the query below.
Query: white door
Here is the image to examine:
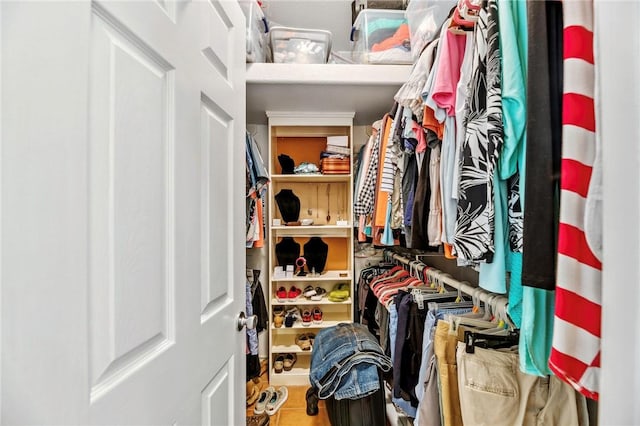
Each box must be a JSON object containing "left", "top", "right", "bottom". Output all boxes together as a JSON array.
[{"left": 1, "top": 1, "right": 247, "bottom": 424}]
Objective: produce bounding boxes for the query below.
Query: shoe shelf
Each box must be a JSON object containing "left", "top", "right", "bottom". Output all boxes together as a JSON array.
[
  {"left": 270, "top": 365, "right": 311, "bottom": 386},
  {"left": 272, "top": 319, "right": 346, "bottom": 330},
  {"left": 270, "top": 174, "right": 351, "bottom": 183},
  {"left": 271, "top": 270, "right": 352, "bottom": 281},
  {"left": 271, "top": 297, "right": 352, "bottom": 306},
  {"left": 267, "top": 113, "right": 355, "bottom": 387}
]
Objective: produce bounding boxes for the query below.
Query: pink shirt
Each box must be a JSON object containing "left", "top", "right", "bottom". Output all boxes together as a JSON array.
[{"left": 431, "top": 29, "right": 468, "bottom": 116}]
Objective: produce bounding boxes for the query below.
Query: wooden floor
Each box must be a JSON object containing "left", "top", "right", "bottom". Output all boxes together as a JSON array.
[{"left": 247, "top": 366, "right": 330, "bottom": 426}]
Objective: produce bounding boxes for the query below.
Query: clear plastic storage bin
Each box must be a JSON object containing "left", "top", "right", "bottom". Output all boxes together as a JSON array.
[
  {"left": 270, "top": 26, "right": 332, "bottom": 64},
  {"left": 239, "top": 0, "right": 269, "bottom": 63},
  {"left": 351, "top": 9, "right": 412, "bottom": 64}
]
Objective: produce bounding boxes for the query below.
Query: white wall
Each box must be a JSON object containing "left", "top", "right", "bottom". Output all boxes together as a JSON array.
[{"left": 596, "top": 2, "right": 640, "bottom": 424}]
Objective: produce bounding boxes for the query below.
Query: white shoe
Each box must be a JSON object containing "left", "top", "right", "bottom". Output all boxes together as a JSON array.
[
  {"left": 254, "top": 386, "right": 274, "bottom": 415},
  {"left": 265, "top": 386, "right": 288, "bottom": 416}
]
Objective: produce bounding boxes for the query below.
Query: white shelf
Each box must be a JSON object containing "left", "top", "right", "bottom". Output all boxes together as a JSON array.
[
  {"left": 272, "top": 225, "right": 352, "bottom": 237},
  {"left": 271, "top": 297, "right": 352, "bottom": 306},
  {"left": 271, "top": 270, "right": 352, "bottom": 282},
  {"left": 246, "top": 63, "right": 411, "bottom": 125},
  {"left": 270, "top": 174, "right": 351, "bottom": 182},
  {"left": 272, "top": 343, "right": 313, "bottom": 354},
  {"left": 270, "top": 368, "right": 310, "bottom": 386},
  {"left": 272, "top": 320, "right": 344, "bottom": 330}
]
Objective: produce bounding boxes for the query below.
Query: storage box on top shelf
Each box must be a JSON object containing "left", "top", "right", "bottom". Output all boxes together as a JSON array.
[
  {"left": 270, "top": 26, "right": 332, "bottom": 64},
  {"left": 350, "top": 9, "right": 412, "bottom": 64},
  {"left": 239, "top": 0, "right": 269, "bottom": 63}
]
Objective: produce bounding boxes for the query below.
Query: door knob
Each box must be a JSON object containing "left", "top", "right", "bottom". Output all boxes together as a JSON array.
[{"left": 237, "top": 311, "right": 258, "bottom": 331}]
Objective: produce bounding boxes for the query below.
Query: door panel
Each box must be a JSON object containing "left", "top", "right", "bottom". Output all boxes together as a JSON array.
[
  {"left": 88, "top": 3, "right": 176, "bottom": 401},
  {"left": 1, "top": 1, "right": 246, "bottom": 424}
]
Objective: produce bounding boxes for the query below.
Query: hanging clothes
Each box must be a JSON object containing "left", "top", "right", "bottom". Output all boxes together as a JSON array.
[
  {"left": 550, "top": 0, "right": 601, "bottom": 401},
  {"left": 519, "top": 0, "right": 564, "bottom": 378},
  {"left": 453, "top": 1, "right": 503, "bottom": 263}
]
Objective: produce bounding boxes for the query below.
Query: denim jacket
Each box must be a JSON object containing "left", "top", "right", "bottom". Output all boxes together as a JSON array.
[{"left": 310, "top": 323, "right": 392, "bottom": 400}]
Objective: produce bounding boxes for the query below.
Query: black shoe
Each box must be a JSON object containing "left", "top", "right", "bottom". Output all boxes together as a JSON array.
[{"left": 305, "top": 387, "right": 319, "bottom": 416}]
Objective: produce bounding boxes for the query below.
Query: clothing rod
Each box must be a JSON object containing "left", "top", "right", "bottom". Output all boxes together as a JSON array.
[{"left": 384, "top": 250, "right": 509, "bottom": 313}]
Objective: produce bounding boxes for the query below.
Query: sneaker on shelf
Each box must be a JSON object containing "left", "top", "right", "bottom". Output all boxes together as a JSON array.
[
  {"left": 276, "top": 286, "right": 287, "bottom": 302},
  {"left": 303, "top": 285, "right": 317, "bottom": 298},
  {"left": 310, "top": 287, "right": 327, "bottom": 301},
  {"left": 312, "top": 307, "right": 323, "bottom": 324},
  {"left": 254, "top": 386, "right": 275, "bottom": 415},
  {"left": 287, "top": 286, "right": 302, "bottom": 301},
  {"left": 284, "top": 313, "right": 296, "bottom": 328},
  {"left": 301, "top": 309, "right": 312, "bottom": 327},
  {"left": 265, "top": 386, "right": 288, "bottom": 416}
]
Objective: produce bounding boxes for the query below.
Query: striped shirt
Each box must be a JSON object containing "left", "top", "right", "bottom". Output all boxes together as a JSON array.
[{"left": 549, "top": 0, "right": 601, "bottom": 401}]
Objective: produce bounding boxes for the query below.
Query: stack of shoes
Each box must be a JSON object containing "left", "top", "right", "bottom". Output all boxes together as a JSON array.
[{"left": 328, "top": 283, "right": 350, "bottom": 302}]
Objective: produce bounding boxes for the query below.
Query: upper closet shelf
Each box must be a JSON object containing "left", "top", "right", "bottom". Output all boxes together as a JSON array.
[{"left": 246, "top": 63, "right": 412, "bottom": 126}]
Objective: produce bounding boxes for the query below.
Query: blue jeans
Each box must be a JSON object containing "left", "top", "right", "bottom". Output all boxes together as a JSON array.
[
  {"left": 310, "top": 323, "right": 392, "bottom": 400},
  {"left": 389, "top": 303, "right": 417, "bottom": 418}
]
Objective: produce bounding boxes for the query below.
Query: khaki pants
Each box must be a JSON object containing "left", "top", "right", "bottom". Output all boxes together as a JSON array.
[
  {"left": 456, "top": 342, "right": 589, "bottom": 426},
  {"left": 433, "top": 321, "right": 463, "bottom": 426}
]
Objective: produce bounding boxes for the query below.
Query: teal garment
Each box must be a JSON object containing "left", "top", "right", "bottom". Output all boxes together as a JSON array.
[
  {"left": 496, "top": 0, "right": 528, "bottom": 180},
  {"left": 381, "top": 199, "right": 394, "bottom": 246},
  {"left": 520, "top": 287, "right": 554, "bottom": 376},
  {"left": 362, "top": 18, "right": 407, "bottom": 36},
  {"left": 507, "top": 251, "right": 523, "bottom": 328}
]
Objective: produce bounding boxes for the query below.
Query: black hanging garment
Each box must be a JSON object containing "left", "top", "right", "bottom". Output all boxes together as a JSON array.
[
  {"left": 275, "top": 189, "right": 301, "bottom": 224},
  {"left": 275, "top": 237, "right": 300, "bottom": 267},
  {"left": 250, "top": 270, "right": 269, "bottom": 333},
  {"left": 522, "top": 0, "right": 564, "bottom": 289},
  {"left": 304, "top": 237, "right": 329, "bottom": 274}
]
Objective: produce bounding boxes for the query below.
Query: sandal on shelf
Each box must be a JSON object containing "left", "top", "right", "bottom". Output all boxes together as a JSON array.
[
  {"left": 273, "top": 355, "right": 285, "bottom": 373},
  {"left": 328, "top": 283, "right": 350, "bottom": 302},
  {"left": 310, "top": 287, "right": 326, "bottom": 301},
  {"left": 303, "top": 285, "right": 317, "bottom": 298},
  {"left": 283, "top": 353, "right": 297, "bottom": 371},
  {"left": 295, "top": 333, "right": 312, "bottom": 351}
]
